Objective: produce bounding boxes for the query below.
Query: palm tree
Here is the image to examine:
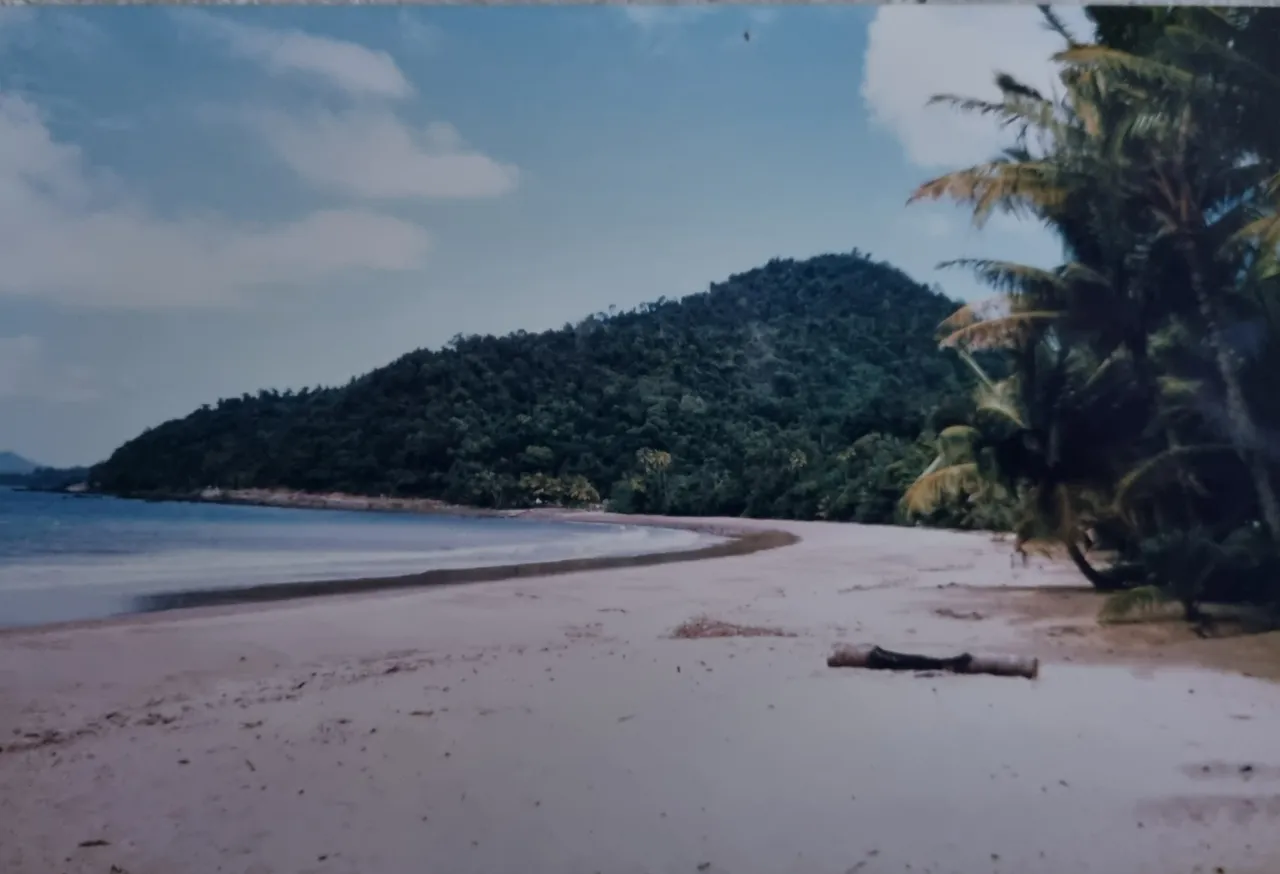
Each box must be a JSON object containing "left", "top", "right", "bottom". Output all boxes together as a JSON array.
[
  {"left": 909, "top": 9, "right": 1280, "bottom": 553},
  {"left": 902, "top": 287, "right": 1151, "bottom": 589},
  {"left": 1058, "top": 7, "right": 1280, "bottom": 543}
]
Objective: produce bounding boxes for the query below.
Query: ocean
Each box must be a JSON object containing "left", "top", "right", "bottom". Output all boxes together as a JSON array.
[{"left": 0, "top": 488, "right": 714, "bottom": 628}]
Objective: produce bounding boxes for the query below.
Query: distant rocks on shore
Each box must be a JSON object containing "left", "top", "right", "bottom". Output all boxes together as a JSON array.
[{"left": 105, "top": 485, "right": 608, "bottom": 518}]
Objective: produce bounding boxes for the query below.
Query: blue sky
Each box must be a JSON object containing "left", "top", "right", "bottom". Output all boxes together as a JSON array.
[{"left": 0, "top": 5, "right": 1089, "bottom": 466}]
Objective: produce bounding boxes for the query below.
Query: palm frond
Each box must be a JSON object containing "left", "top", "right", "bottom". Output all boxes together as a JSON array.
[
  {"left": 995, "top": 71, "right": 1049, "bottom": 103},
  {"left": 1161, "top": 22, "right": 1280, "bottom": 91},
  {"left": 1113, "top": 444, "right": 1236, "bottom": 517},
  {"left": 952, "top": 348, "right": 998, "bottom": 392},
  {"left": 1058, "top": 261, "right": 1113, "bottom": 288},
  {"left": 940, "top": 311, "right": 1061, "bottom": 351},
  {"left": 937, "top": 304, "right": 980, "bottom": 338},
  {"left": 927, "top": 94, "right": 1017, "bottom": 121},
  {"left": 1055, "top": 46, "right": 1196, "bottom": 90},
  {"left": 901, "top": 462, "right": 982, "bottom": 516},
  {"left": 937, "top": 425, "right": 980, "bottom": 464},
  {"left": 937, "top": 259, "right": 1066, "bottom": 298},
  {"left": 1037, "top": 6, "right": 1080, "bottom": 49},
  {"left": 909, "top": 162, "right": 1066, "bottom": 226},
  {"left": 974, "top": 380, "right": 1027, "bottom": 429},
  {"left": 1228, "top": 211, "right": 1280, "bottom": 253}
]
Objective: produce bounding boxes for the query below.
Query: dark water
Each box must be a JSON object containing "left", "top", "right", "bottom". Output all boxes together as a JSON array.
[{"left": 0, "top": 489, "right": 713, "bottom": 627}]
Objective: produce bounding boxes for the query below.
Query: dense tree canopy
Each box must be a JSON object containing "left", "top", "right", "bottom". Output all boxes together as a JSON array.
[{"left": 92, "top": 252, "right": 992, "bottom": 525}]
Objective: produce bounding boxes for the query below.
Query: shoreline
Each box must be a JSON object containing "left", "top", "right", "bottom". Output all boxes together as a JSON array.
[
  {"left": 8, "top": 490, "right": 1279, "bottom": 683},
  {"left": 0, "top": 496, "right": 800, "bottom": 636},
  {"left": 127, "top": 525, "right": 799, "bottom": 624}
]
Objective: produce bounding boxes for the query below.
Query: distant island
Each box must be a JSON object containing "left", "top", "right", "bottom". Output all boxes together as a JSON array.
[
  {"left": 90, "top": 251, "right": 990, "bottom": 528},
  {"left": 0, "top": 451, "right": 37, "bottom": 476},
  {"left": 0, "top": 452, "right": 89, "bottom": 491}
]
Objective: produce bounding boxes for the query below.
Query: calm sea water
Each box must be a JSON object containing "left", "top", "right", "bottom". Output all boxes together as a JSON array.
[{"left": 0, "top": 488, "right": 714, "bottom": 628}]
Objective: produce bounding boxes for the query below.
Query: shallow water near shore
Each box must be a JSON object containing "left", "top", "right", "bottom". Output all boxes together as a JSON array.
[{"left": 0, "top": 489, "right": 717, "bottom": 627}]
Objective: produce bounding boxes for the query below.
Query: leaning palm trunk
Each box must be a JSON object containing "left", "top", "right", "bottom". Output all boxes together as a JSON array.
[
  {"left": 1181, "top": 237, "right": 1280, "bottom": 544},
  {"left": 1201, "top": 303, "right": 1280, "bottom": 543},
  {"left": 1065, "top": 539, "right": 1126, "bottom": 591}
]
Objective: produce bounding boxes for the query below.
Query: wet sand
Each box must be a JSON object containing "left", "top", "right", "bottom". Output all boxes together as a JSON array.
[
  {"left": 128, "top": 519, "right": 794, "bottom": 617},
  {"left": 2, "top": 517, "right": 1279, "bottom": 874}
]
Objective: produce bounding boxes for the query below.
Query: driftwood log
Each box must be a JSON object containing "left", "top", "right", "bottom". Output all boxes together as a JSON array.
[{"left": 827, "top": 644, "right": 1039, "bottom": 680}]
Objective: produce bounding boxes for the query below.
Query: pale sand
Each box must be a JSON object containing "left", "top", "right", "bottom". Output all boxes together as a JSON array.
[{"left": 3, "top": 517, "right": 1280, "bottom": 874}]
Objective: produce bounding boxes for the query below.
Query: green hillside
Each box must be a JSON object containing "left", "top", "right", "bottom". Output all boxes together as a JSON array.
[{"left": 92, "top": 251, "right": 990, "bottom": 524}]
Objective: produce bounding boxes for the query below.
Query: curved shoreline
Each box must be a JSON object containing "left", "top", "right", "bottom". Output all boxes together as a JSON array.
[
  {"left": 0, "top": 508, "right": 800, "bottom": 636},
  {"left": 133, "top": 525, "right": 799, "bottom": 614}
]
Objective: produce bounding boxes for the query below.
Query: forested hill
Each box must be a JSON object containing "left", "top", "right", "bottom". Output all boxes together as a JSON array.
[{"left": 92, "top": 251, "right": 980, "bottom": 522}]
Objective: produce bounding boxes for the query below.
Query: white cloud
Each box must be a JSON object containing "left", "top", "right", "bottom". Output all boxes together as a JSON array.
[
  {"left": 244, "top": 107, "right": 519, "bottom": 201},
  {"left": 860, "top": 5, "right": 1083, "bottom": 301},
  {"left": 175, "top": 10, "right": 413, "bottom": 100},
  {"left": 0, "top": 94, "right": 432, "bottom": 309},
  {"left": 0, "top": 15, "right": 515, "bottom": 307},
  {"left": 184, "top": 14, "right": 518, "bottom": 203},
  {"left": 0, "top": 336, "right": 100, "bottom": 403},
  {"left": 862, "top": 6, "right": 1093, "bottom": 169}
]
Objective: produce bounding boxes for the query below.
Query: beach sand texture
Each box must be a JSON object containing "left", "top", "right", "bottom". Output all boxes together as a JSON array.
[{"left": 2, "top": 517, "right": 1279, "bottom": 874}]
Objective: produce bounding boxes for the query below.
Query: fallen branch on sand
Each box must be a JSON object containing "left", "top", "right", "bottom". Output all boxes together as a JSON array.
[{"left": 827, "top": 644, "right": 1039, "bottom": 679}]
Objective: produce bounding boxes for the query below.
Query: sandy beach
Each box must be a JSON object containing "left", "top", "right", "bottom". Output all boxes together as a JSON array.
[{"left": 3, "top": 516, "right": 1280, "bottom": 874}]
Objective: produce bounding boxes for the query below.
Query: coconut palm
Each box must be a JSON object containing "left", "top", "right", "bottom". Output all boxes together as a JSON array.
[
  {"left": 901, "top": 5, "right": 1280, "bottom": 616},
  {"left": 908, "top": 7, "right": 1280, "bottom": 569},
  {"left": 902, "top": 284, "right": 1153, "bottom": 589},
  {"left": 1057, "top": 7, "right": 1280, "bottom": 542}
]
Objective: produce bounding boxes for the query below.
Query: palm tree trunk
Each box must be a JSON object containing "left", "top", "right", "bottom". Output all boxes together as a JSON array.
[
  {"left": 1189, "top": 261, "right": 1280, "bottom": 544},
  {"left": 1065, "top": 539, "right": 1126, "bottom": 591},
  {"left": 1172, "top": 217, "right": 1280, "bottom": 540}
]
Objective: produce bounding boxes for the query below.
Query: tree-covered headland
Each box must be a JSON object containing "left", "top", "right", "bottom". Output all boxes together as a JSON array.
[{"left": 93, "top": 252, "right": 994, "bottom": 526}]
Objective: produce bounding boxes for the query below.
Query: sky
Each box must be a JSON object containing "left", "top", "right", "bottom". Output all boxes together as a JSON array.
[{"left": 0, "top": 5, "right": 1092, "bottom": 467}]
